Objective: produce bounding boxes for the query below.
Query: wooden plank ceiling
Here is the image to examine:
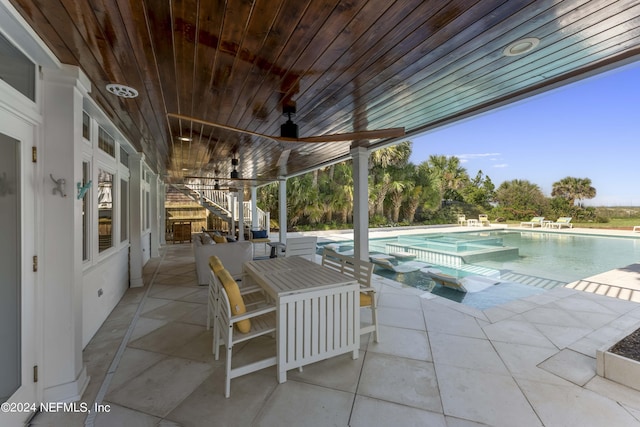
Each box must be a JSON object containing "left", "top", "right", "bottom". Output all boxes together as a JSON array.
[{"left": 10, "top": 0, "right": 640, "bottom": 188}]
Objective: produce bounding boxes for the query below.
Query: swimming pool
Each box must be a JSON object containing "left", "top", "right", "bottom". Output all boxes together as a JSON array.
[{"left": 318, "top": 230, "right": 640, "bottom": 309}]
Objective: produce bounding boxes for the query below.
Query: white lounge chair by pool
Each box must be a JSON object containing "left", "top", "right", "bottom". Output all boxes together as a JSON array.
[
  {"left": 424, "top": 270, "right": 467, "bottom": 292},
  {"left": 369, "top": 256, "right": 425, "bottom": 273},
  {"left": 547, "top": 217, "right": 573, "bottom": 229},
  {"left": 520, "top": 216, "right": 545, "bottom": 227}
]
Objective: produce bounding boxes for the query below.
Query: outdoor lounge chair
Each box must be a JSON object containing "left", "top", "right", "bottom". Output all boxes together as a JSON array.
[
  {"left": 547, "top": 217, "right": 573, "bottom": 229},
  {"left": 457, "top": 214, "right": 466, "bottom": 225},
  {"left": 520, "top": 216, "right": 545, "bottom": 227},
  {"left": 634, "top": 226, "right": 640, "bottom": 232},
  {"left": 478, "top": 214, "right": 490, "bottom": 226},
  {"left": 369, "top": 255, "right": 424, "bottom": 273},
  {"left": 424, "top": 270, "right": 467, "bottom": 292}
]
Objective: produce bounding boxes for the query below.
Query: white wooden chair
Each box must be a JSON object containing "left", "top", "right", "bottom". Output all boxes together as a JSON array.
[
  {"left": 213, "top": 268, "right": 277, "bottom": 398},
  {"left": 284, "top": 236, "right": 318, "bottom": 261},
  {"left": 322, "top": 249, "right": 380, "bottom": 342},
  {"left": 206, "top": 256, "right": 263, "bottom": 333}
]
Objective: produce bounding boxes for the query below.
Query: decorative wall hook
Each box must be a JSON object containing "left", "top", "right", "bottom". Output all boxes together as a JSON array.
[
  {"left": 77, "top": 180, "right": 92, "bottom": 200},
  {"left": 50, "top": 173, "right": 67, "bottom": 197}
]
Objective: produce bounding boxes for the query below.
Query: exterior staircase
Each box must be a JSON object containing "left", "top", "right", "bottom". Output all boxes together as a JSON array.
[{"left": 174, "top": 184, "right": 269, "bottom": 231}]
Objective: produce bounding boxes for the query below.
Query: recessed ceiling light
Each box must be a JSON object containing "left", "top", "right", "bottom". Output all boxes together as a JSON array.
[
  {"left": 177, "top": 136, "right": 192, "bottom": 142},
  {"left": 503, "top": 37, "right": 540, "bottom": 57},
  {"left": 105, "top": 83, "right": 139, "bottom": 98}
]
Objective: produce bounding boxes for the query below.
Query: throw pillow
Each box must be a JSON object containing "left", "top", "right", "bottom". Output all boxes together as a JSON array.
[
  {"left": 251, "top": 230, "right": 267, "bottom": 239},
  {"left": 213, "top": 234, "right": 227, "bottom": 244}
]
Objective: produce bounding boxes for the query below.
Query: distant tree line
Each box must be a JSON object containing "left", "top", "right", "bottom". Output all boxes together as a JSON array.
[{"left": 257, "top": 141, "right": 598, "bottom": 230}]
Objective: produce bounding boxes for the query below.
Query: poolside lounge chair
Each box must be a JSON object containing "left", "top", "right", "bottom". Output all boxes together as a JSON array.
[
  {"left": 478, "top": 214, "right": 490, "bottom": 226},
  {"left": 520, "top": 216, "right": 545, "bottom": 227},
  {"left": 634, "top": 226, "right": 640, "bottom": 232},
  {"left": 424, "top": 270, "right": 467, "bottom": 292},
  {"left": 369, "top": 255, "right": 424, "bottom": 273},
  {"left": 547, "top": 217, "right": 573, "bottom": 229},
  {"left": 457, "top": 214, "right": 466, "bottom": 225}
]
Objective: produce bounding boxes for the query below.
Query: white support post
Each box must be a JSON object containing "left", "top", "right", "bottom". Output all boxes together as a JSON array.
[
  {"left": 40, "top": 65, "right": 90, "bottom": 402},
  {"left": 129, "top": 153, "right": 144, "bottom": 287},
  {"left": 237, "top": 188, "right": 245, "bottom": 241},
  {"left": 351, "top": 146, "right": 369, "bottom": 262},
  {"left": 159, "top": 180, "right": 167, "bottom": 245},
  {"left": 150, "top": 172, "right": 160, "bottom": 257},
  {"left": 229, "top": 193, "right": 236, "bottom": 236},
  {"left": 278, "top": 178, "right": 287, "bottom": 245},
  {"left": 251, "top": 186, "right": 259, "bottom": 230}
]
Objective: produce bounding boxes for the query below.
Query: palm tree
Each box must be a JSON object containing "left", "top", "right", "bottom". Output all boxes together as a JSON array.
[
  {"left": 552, "top": 176, "right": 597, "bottom": 207},
  {"left": 425, "top": 155, "right": 468, "bottom": 207}
]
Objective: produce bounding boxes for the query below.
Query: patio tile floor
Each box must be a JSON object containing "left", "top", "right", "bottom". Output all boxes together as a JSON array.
[{"left": 30, "top": 235, "right": 640, "bottom": 427}]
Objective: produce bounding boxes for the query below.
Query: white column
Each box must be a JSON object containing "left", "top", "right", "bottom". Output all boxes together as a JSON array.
[
  {"left": 41, "top": 65, "right": 90, "bottom": 401},
  {"left": 150, "top": 172, "right": 160, "bottom": 257},
  {"left": 351, "top": 146, "right": 369, "bottom": 262},
  {"left": 251, "top": 186, "right": 259, "bottom": 229},
  {"left": 229, "top": 193, "right": 236, "bottom": 236},
  {"left": 129, "top": 153, "right": 144, "bottom": 287},
  {"left": 278, "top": 178, "right": 287, "bottom": 245},
  {"left": 237, "top": 188, "right": 245, "bottom": 241},
  {"left": 158, "top": 180, "right": 167, "bottom": 245}
]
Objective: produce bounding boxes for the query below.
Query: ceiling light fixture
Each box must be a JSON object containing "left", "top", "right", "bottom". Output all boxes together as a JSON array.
[
  {"left": 105, "top": 83, "right": 139, "bottom": 98},
  {"left": 177, "top": 136, "right": 192, "bottom": 142},
  {"left": 503, "top": 37, "right": 540, "bottom": 57}
]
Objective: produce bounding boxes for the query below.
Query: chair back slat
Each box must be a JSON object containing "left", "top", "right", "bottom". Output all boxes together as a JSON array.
[{"left": 285, "top": 236, "right": 318, "bottom": 260}]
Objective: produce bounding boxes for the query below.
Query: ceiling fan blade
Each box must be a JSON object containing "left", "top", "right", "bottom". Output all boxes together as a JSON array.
[
  {"left": 278, "top": 127, "right": 405, "bottom": 143},
  {"left": 277, "top": 149, "right": 291, "bottom": 175},
  {"left": 184, "top": 175, "right": 274, "bottom": 182},
  {"left": 168, "top": 113, "right": 404, "bottom": 144},
  {"left": 168, "top": 113, "right": 279, "bottom": 143}
]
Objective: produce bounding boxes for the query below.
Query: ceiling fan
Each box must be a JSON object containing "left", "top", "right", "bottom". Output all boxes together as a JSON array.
[{"left": 167, "top": 106, "right": 405, "bottom": 144}]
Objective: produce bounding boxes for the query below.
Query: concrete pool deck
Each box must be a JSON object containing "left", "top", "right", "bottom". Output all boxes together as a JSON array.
[{"left": 31, "top": 226, "right": 640, "bottom": 426}]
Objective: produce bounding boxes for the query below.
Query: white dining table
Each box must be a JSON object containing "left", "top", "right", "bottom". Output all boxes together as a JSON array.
[{"left": 243, "top": 256, "right": 360, "bottom": 383}]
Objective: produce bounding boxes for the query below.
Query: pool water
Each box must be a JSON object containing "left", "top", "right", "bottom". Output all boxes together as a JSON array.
[{"left": 318, "top": 230, "right": 640, "bottom": 310}]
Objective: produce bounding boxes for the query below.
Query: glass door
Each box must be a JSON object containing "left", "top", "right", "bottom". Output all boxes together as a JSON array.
[
  {"left": 0, "top": 123, "right": 37, "bottom": 424},
  {"left": 0, "top": 133, "right": 20, "bottom": 403}
]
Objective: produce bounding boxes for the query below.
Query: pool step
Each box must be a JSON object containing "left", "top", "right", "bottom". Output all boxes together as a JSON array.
[
  {"left": 498, "top": 271, "right": 567, "bottom": 289},
  {"left": 457, "top": 264, "right": 501, "bottom": 277},
  {"left": 565, "top": 280, "right": 640, "bottom": 302}
]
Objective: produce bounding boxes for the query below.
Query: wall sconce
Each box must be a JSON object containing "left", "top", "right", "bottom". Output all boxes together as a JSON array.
[{"left": 50, "top": 174, "right": 66, "bottom": 197}]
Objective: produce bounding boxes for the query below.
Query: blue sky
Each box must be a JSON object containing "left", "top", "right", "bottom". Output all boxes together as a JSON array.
[{"left": 409, "top": 61, "right": 640, "bottom": 206}]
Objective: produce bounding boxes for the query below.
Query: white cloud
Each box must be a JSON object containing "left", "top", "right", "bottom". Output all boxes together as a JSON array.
[
  {"left": 456, "top": 152, "right": 501, "bottom": 160},
  {"left": 493, "top": 163, "right": 508, "bottom": 168}
]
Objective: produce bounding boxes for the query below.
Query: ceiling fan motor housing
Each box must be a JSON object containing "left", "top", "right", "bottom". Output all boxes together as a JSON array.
[
  {"left": 281, "top": 119, "right": 298, "bottom": 138},
  {"left": 281, "top": 104, "right": 299, "bottom": 138}
]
